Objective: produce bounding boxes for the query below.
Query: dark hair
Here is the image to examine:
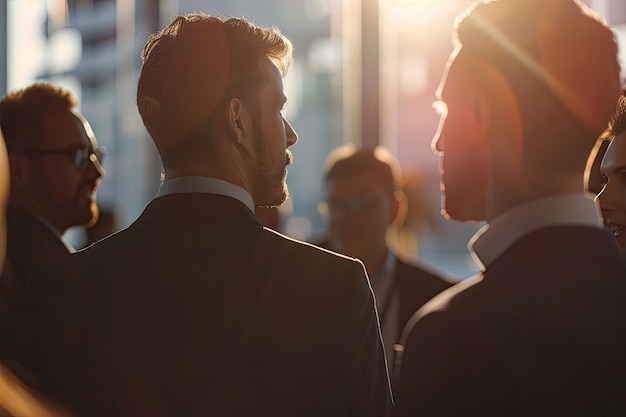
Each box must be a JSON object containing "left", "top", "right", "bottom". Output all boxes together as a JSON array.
[
  {"left": 324, "top": 145, "right": 402, "bottom": 195},
  {"left": 0, "top": 83, "right": 78, "bottom": 151},
  {"left": 137, "top": 14, "right": 293, "bottom": 168},
  {"left": 601, "top": 90, "right": 626, "bottom": 142},
  {"left": 454, "top": 0, "right": 620, "bottom": 169}
]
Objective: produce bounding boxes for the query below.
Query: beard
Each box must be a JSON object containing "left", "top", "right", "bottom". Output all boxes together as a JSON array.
[
  {"left": 84, "top": 200, "right": 100, "bottom": 228},
  {"left": 252, "top": 129, "right": 293, "bottom": 208},
  {"left": 31, "top": 168, "right": 100, "bottom": 233}
]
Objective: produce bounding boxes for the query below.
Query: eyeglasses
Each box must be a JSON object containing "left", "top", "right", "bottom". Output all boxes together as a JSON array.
[
  {"left": 320, "top": 195, "right": 381, "bottom": 214},
  {"left": 12, "top": 146, "right": 106, "bottom": 170}
]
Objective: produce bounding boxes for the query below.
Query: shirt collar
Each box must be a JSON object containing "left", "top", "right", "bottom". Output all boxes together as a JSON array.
[
  {"left": 377, "top": 250, "right": 397, "bottom": 281},
  {"left": 470, "top": 192, "right": 603, "bottom": 270},
  {"left": 157, "top": 176, "right": 255, "bottom": 213}
]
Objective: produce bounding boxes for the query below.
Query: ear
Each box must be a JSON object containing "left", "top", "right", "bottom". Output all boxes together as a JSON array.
[{"left": 225, "top": 98, "right": 250, "bottom": 144}]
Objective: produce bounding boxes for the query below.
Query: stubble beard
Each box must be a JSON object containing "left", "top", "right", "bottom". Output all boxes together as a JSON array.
[{"left": 253, "top": 138, "right": 293, "bottom": 209}]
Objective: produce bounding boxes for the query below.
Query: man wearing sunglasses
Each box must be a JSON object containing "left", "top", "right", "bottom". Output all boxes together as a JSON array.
[
  {"left": 316, "top": 144, "right": 452, "bottom": 378},
  {"left": 0, "top": 82, "right": 105, "bottom": 356}
]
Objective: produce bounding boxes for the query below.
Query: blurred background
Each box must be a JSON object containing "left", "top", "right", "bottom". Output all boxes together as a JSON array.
[{"left": 2, "top": 0, "right": 626, "bottom": 279}]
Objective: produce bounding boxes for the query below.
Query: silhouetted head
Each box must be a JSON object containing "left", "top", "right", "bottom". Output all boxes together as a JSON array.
[
  {"left": 321, "top": 144, "right": 405, "bottom": 273},
  {"left": 432, "top": 0, "right": 620, "bottom": 221},
  {"left": 137, "top": 14, "right": 298, "bottom": 207}
]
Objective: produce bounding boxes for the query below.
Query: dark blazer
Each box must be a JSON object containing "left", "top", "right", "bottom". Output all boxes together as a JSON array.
[
  {"left": 393, "top": 226, "right": 626, "bottom": 417},
  {"left": 0, "top": 206, "right": 72, "bottom": 358},
  {"left": 313, "top": 240, "right": 451, "bottom": 380},
  {"left": 21, "top": 193, "right": 391, "bottom": 417},
  {"left": 313, "top": 241, "right": 451, "bottom": 340},
  {"left": 394, "top": 258, "right": 452, "bottom": 341}
]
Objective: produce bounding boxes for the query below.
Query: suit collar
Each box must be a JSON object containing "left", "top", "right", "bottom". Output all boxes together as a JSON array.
[{"left": 7, "top": 205, "right": 75, "bottom": 253}]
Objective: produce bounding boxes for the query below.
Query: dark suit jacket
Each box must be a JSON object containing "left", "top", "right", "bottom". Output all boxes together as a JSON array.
[
  {"left": 0, "top": 206, "right": 72, "bottom": 358},
  {"left": 394, "top": 258, "right": 452, "bottom": 341},
  {"left": 313, "top": 241, "right": 451, "bottom": 340},
  {"left": 313, "top": 240, "right": 451, "bottom": 381},
  {"left": 393, "top": 226, "right": 626, "bottom": 417},
  {"left": 22, "top": 193, "right": 391, "bottom": 417}
]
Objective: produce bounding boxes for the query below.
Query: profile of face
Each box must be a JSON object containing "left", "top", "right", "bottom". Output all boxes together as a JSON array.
[
  {"left": 250, "top": 58, "right": 298, "bottom": 208},
  {"left": 432, "top": 48, "right": 489, "bottom": 222},
  {"left": 26, "top": 109, "right": 105, "bottom": 232},
  {"left": 324, "top": 171, "right": 398, "bottom": 260},
  {"left": 598, "top": 132, "right": 626, "bottom": 249}
]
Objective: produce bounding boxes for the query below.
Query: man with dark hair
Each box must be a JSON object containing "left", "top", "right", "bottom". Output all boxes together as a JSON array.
[
  {"left": 0, "top": 83, "right": 105, "bottom": 356},
  {"left": 22, "top": 14, "right": 391, "bottom": 417},
  {"left": 598, "top": 91, "right": 626, "bottom": 249},
  {"left": 318, "top": 144, "right": 451, "bottom": 376},
  {"left": 393, "top": 1, "right": 626, "bottom": 416}
]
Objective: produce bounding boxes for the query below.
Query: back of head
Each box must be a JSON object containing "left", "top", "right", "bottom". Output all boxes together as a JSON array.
[
  {"left": 324, "top": 144, "right": 402, "bottom": 195},
  {"left": 1, "top": 83, "right": 77, "bottom": 151},
  {"left": 137, "top": 14, "right": 293, "bottom": 169},
  {"left": 454, "top": 0, "right": 621, "bottom": 171}
]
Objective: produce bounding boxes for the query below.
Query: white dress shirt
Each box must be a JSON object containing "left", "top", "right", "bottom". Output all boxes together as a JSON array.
[{"left": 157, "top": 176, "right": 255, "bottom": 214}]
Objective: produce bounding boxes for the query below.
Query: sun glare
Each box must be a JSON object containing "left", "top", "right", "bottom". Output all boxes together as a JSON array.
[
  {"left": 385, "top": 0, "right": 448, "bottom": 14},
  {"left": 383, "top": 0, "right": 455, "bottom": 24}
]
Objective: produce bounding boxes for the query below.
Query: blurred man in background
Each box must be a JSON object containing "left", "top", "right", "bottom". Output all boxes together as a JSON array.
[
  {"left": 0, "top": 83, "right": 105, "bottom": 357},
  {"left": 317, "top": 144, "right": 451, "bottom": 376}
]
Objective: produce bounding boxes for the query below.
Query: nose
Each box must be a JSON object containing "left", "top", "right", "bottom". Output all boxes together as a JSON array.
[
  {"left": 431, "top": 132, "right": 443, "bottom": 154},
  {"left": 597, "top": 181, "right": 620, "bottom": 217},
  {"left": 284, "top": 118, "right": 298, "bottom": 147}
]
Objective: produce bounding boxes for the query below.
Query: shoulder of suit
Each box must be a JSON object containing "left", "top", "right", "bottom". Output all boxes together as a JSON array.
[
  {"left": 263, "top": 226, "right": 363, "bottom": 264},
  {"left": 399, "top": 273, "right": 482, "bottom": 344},
  {"left": 394, "top": 253, "right": 456, "bottom": 286}
]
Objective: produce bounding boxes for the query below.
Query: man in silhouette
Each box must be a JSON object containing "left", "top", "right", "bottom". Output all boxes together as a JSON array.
[
  {"left": 393, "top": 1, "right": 626, "bottom": 415},
  {"left": 22, "top": 14, "right": 391, "bottom": 417}
]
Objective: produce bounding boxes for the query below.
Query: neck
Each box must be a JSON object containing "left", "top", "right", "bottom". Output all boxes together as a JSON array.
[
  {"left": 362, "top": 249, "right": 389, "bottom": 279},
  {"left": 487, "top": 170, "right": 585, "bottom": 221}
]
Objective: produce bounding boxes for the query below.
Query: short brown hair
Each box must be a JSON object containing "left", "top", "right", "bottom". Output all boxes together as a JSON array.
[
  {"left": 600, "top": 90, "right": 626, "bottom": 143},
  {"left": 0, "top": 83, "right": 78, "bottom": 151},
  {"left": 137, "top": 14, "right": 293, "bottom": 168},
  {"left": 324, "top": 145, "right": 403, "bottom": 195}
]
